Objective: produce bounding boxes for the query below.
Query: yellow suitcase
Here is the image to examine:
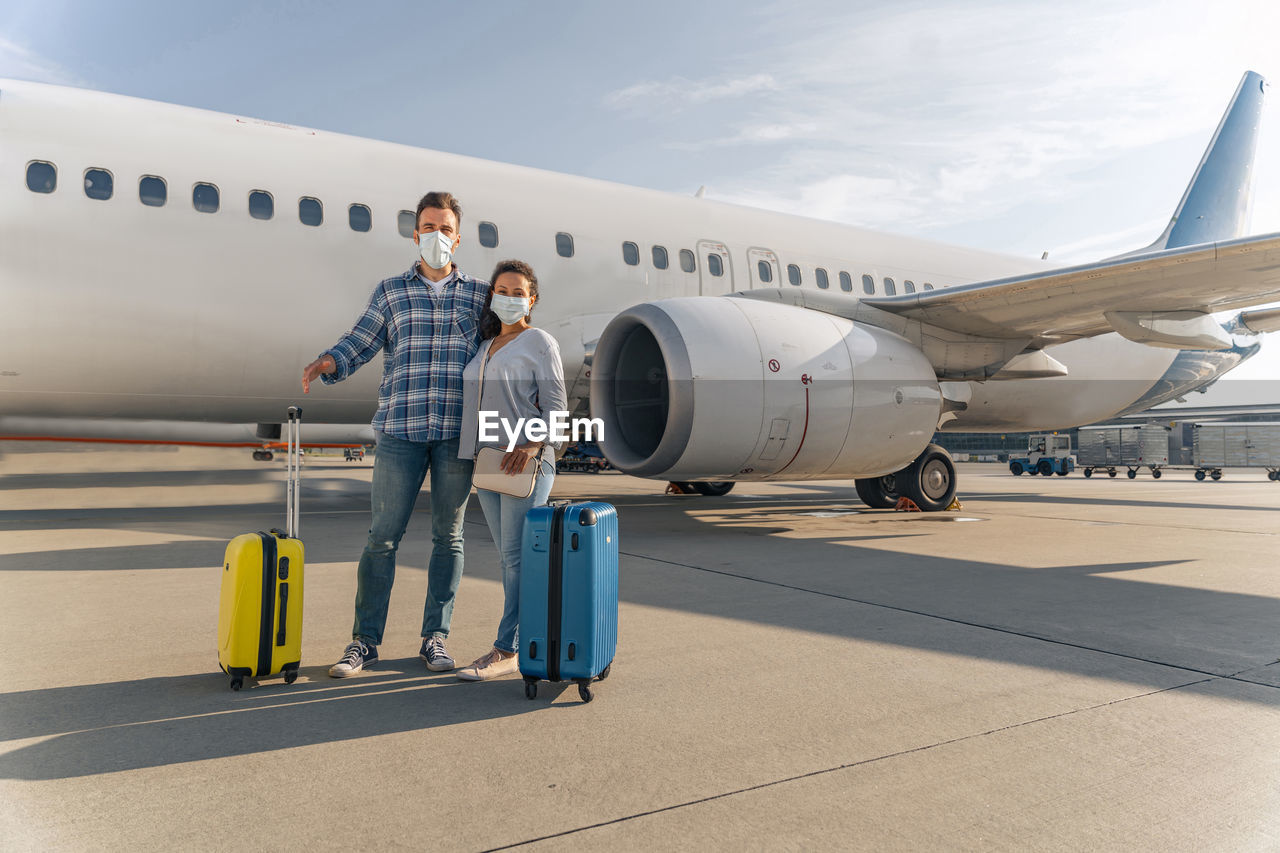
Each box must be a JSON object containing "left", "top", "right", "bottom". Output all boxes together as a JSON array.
[{"left": 217, "top": 408, "right": 304, "bottom": 690}]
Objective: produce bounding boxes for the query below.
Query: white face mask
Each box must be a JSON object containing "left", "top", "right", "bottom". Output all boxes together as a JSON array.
[
  {"left": 418, "top": 230, "right": 454, "bottom": 270},
  {"left": 491, "top": 294, "right": 531, "bottom": 325}
]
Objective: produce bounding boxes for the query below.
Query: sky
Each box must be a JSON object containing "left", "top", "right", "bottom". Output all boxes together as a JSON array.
[{"left": 2, "top": 0, "right": 1278, "bottom": 394}]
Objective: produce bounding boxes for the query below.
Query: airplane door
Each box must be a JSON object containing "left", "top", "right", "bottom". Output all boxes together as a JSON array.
[
  {"left": 697, "top": 240, "right": 734, "bottom": 295},
  {"left": 747, "top": 247, "right": 781, "bottom": 288}
]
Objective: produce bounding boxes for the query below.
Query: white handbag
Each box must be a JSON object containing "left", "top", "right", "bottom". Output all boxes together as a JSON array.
[
  {"left": 470, "top": 340, "right": 540, "bottom": 498},
  {"left": 472, "top": 446, "right": 539, "bottom": 498}
]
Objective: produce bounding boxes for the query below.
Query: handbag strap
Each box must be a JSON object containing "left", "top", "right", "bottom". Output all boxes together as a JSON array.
[{"left": 474, "top": 339, "right": 492, "bottom": 458}]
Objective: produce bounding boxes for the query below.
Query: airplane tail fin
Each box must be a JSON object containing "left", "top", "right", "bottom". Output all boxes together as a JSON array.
[{"left": 1143, "top": 71, "right": 1267, "bottom": 251}]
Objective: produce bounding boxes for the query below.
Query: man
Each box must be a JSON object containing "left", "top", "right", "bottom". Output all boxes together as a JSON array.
[{"left": 302, "top": 191, "right": 489, "bottom": 677}]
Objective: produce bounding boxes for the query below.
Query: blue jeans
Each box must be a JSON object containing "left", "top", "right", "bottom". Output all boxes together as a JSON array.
[
  {"left": 475, "top": 456, "right": 556, "bottom": 653},
  {"left": 352, "top": 432, "right": 474, "bottom": 646}
]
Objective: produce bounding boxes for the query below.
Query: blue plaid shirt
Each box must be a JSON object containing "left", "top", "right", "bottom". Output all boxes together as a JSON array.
[{"left": 321, "top": 266, "right": 491, "bottom": 442}]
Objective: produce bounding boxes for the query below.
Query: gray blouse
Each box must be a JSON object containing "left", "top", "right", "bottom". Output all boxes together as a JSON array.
[{"left": 457, "top": 328, "right": 568, "bottom": 460}]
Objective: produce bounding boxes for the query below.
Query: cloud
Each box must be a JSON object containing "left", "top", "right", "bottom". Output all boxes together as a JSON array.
[
  {"left": 0, "top": 35, "right": 84, "bottom": 85},
  {"left": 643, "top": 0, "right": 1280, "bottom": 251},
  {"left": 605, "top": 72, "right": 779, "bottom": 109}
]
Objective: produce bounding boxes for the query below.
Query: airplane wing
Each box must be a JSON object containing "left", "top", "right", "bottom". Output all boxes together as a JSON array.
[{"left": 862, "top": 232, "right": 1280, "bottom": 345}]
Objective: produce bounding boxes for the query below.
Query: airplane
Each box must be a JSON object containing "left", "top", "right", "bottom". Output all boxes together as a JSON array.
[{"left": 4, "top": 72, "right": 1280, "bottom": 510}]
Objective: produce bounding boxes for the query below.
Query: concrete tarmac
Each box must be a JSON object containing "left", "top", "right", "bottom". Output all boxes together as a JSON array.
[{"left": 1, "top": 445, "right": 1278, "bottom": 851}]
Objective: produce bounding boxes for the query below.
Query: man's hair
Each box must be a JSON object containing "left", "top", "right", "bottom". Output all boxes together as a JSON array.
[
  {"left": 415, "top": 191, "right": 463, "bottom": 230},
  {"left": 480, "top": 259, "right": 540, "bottom": 340}
]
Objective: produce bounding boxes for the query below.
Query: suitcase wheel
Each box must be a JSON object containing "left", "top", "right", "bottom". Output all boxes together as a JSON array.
[
  {"left": 284, "top": 670, "right": 298, "bottom": 684},
  {"left": 597, "top": 663, "right": 612, "bottom": 681},
  {"left": 229, "top": 676, "right": 244, "bottom": 691},
  {"left": 524, "top": 679, "right": 538, "bottom": 700},
  {"left": 577, "top": 682, "right": 594, "bottom": 703}
]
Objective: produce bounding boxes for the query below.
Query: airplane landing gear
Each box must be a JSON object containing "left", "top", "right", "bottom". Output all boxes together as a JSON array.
[
  {"left": 854, "top": 472, "right": 900, "bottom": 508},
  {"left": 252, "top": 449, "right": 274, "bottom": 462},
  {"left": 856, "top": 444, "right": 957, "bottom": 512}
]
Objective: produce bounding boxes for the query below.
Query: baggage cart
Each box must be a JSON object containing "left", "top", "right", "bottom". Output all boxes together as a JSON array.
[
  {"left": 1191, "top": 422, "right": 1280, "bottom": 481},
  {"left": 1077, "top": 424, "right": 1170, "bottom": 479}
]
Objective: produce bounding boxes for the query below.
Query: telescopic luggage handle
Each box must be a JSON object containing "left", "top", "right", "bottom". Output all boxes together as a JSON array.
[{"left": 286, "top": 407, "right": 302, "bottom": 538}]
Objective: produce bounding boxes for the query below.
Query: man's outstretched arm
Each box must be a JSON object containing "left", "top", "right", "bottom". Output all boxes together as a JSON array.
[{"left": 302, "top": 289, "right": 387, "bottom": 393}]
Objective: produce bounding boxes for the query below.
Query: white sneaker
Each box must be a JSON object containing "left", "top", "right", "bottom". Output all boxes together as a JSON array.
[{"left": 457, "top": 648, "right": 519, "bottom": 681}]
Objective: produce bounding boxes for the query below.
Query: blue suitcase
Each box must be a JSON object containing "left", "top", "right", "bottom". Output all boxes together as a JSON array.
[{"left": 519, "top": 501, "right": 618, "bottom": 703}]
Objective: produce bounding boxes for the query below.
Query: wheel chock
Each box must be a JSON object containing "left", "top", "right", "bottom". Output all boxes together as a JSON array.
[
  {"left": 665, "top": 482, "right": 695, "bottom": 495},
  {"left": 946, "top": 497, "right": 963, "bottom": 511},
  {"left": 894, "top": 497, "right": 921, "bottom": 512}
]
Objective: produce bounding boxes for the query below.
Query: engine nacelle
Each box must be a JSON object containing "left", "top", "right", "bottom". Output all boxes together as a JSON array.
[{"left": 590, "top": 297, "right": 941, "bottom": 481}]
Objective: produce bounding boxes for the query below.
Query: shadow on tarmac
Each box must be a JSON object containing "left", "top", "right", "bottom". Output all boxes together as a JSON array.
[
  {"left": 2, "top": 478, "right": 1278, "bottom": 780},
  {"left": 0, "top": 663, "right": 543, "bottom": 780}
]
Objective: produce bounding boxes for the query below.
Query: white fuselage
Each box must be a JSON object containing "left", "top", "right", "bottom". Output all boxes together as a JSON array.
[{"left": 0, "top": 80, "right": 1244, "bottom": 440}]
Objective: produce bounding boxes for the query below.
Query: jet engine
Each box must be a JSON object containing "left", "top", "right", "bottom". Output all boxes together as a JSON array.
[{"left": 590, "top": 297, "right": 941, "bottom": 482}]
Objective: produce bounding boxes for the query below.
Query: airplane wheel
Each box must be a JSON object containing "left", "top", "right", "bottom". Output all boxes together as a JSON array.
[
  {"left": 1195, "top": 469, "right": 1206, "bottom": 481},
  {"left": 692, "top": 481, "right": 735, "bottom": 496},
  {"left": 898, "top": 444, "right": 957, "bottom": 512},
  {"left": 855, "top": 474, "right": 899, "bottom": 509},
  {"left": 1083, "top": 468, "right": 1093, "bottom": 478}
]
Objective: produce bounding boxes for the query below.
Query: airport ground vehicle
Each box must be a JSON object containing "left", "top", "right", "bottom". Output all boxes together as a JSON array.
[
  {"left": 556, "top": 442, "right": 612, "bottom": 473},
  {"left": 1192, "top": 422, "right": 1280, "bottom": 481},
  {"left": 1009, "top": 434, "right": 1075, "bottom": 477},
  {"left": 1078, "top": 424, "right": 1170, "bottom": 479}
]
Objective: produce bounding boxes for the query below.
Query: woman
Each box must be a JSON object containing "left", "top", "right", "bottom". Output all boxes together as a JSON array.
[{"left": 456, "top": 259, "right": 567, "bottom": 681}]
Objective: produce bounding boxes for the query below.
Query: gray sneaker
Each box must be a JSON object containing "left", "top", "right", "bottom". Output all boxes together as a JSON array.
[
  {"left": 329, "top": 639, "right": 378, "bottom": 678},
  {"left": 419, "top": 636, "right": 455, "bottom": 671}
]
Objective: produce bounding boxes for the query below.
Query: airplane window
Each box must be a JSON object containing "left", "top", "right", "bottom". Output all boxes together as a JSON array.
[
  {"left": 757, "top": 260, "right": 772, "bottom": 283},
  {"left": 139, "top": 176, "right": 167, "bottom": 207},
  {"left": 556, "top": 232, "right": 574, "bottom": 258},
  {"left": 884, "top": 277, "right": 897, "bottom": 296},
  {"left": 787, "top": 264, "right": 802, "bottom": 286},
  {"left": 84, "top": 169, "right": 113, "bottom": 201},
  {"left": 193, "top": 182, "right": 220, "bottom": 213},
  {"left": 707, "top": 254, "right": 723, "bottom": 277},
  {"left": 478, "top": 221, "right": 498, "bottom": 248},
  {"left": 862, "top": 274, "right": 875, "bottom": 295},
  {"left": 904, "top": 280, "right": 916, "bottom": 294},
  {"left": 679, "top": 249, "right": 696, "bottom": 273},
  {"left": 349, "top": 204, "right": 372, "bottom": 232},
  {"left": 249, "top": 191, "right": 274, "bottom": 220},
  {"left": 622, "top": 241, "right": 640, "bottom": 266},
  {"left": 839, "top": 271, "right": 852, "bottom": 292},
  {"left": 816, "top": 268, "right": 829, "bottom": 289},
  {"left": 26, "top": 161, "right": 56, "bottom": 193},
  {"left": 923, "top": 282, "right": 934, "bottom": 291},
  {"left": 397, "top": 210, "right": 415, "bottom": 239},
  {"left": 299, "top": 197, "right": 323, "bottom": 227},
  {"left": 652, "top": 246, "right": 669, "bottom": 269}
]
